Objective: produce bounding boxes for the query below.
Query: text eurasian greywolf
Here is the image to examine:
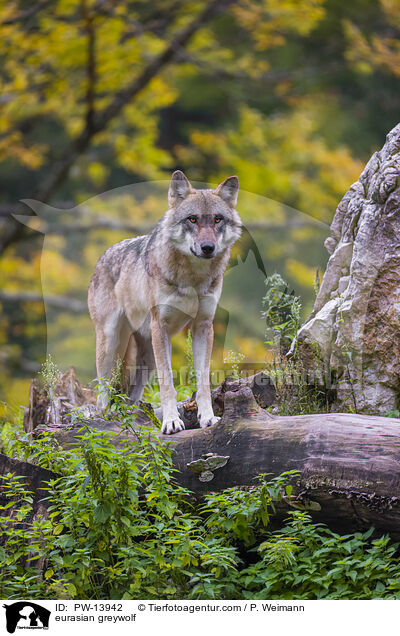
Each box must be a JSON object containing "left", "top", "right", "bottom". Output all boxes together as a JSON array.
[{"left": 88, "top": 171, "right": 242, "bottom": 434}]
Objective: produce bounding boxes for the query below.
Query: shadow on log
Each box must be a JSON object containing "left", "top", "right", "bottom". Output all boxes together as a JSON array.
[
  {"left": 2, "top": 367, "right": 400, "bottom": 539},
  {"left": 0, "top": 453, "right": 58, "bottom": 530}
]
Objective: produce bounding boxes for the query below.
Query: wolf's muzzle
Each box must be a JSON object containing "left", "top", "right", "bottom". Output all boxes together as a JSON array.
[{"left": 200, "top": 242, "right": 215, "bottom": 257}]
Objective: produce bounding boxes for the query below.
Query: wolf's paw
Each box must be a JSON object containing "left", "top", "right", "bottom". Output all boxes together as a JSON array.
[
  {"left": 199, "top": 415, "right": 220, "bottom": 429},
  {"left": 161, "top": 417, "right": 186, "bottom": 435}
]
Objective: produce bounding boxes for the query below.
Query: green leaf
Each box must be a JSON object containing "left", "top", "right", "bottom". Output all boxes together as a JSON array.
[
  {"left": 93, "top": 502, "right": 112, "bottom": 523},
  {"left": 53, "top": 523, "right": 64, "bottom": 535},
  {"left": 348, "top": 570, "right": 357, "bottom": 582},
  {"left": 67, "top": 583, "right": 77, "bottom": 597}
]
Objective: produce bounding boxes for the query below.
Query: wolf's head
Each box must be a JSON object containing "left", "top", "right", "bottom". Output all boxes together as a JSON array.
[{"left": 164, "top": 171, "right": 242, "bottom": 259}]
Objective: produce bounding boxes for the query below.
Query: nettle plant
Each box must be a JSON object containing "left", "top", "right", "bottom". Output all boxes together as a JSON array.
[
  {"left": 262, "top": 273, "right": 302, "bottom": 356},
  {"left": 223, "top": 350, "right": 245, "bottom": 380},
  {"left": 0, "top": 425, "right": 294, "bottom": 598},
  {"left": 1, "top": 387, "right": 400, "bottom": 600},
  {"left": 40, "top": 354, "right": 61, "bottom": 425},
  {"left": 239, "top": 512, "right": 400, "bottom": 600},
  {"left": 262, "top": 273, "right": 327, "bottom": 415}
]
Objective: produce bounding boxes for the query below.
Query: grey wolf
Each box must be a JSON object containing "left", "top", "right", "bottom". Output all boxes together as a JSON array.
[{"left": 88, "top": 171, "right": 242, "bottom": 434}]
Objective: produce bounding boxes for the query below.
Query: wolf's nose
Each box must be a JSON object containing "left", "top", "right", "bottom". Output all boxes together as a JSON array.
[{"left": 200, "top": 242, "right": 215, "bottom": 256}]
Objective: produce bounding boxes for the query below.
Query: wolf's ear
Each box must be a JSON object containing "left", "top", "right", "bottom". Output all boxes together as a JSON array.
[
  {"left": 168, "top": 170, "right": 192, "bottom": 207},
  {"left": 215, "top": 176, "right": 239, "bottom": 207}
]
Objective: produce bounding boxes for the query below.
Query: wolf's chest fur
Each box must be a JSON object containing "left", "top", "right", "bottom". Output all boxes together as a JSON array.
[{"left": 112, "top": 236, "right": 225, "bottom": 332}]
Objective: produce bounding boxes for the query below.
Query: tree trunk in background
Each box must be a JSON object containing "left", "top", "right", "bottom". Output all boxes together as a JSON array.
[{"left": 292, "top": 123, "right": 400, "bottom": 414}]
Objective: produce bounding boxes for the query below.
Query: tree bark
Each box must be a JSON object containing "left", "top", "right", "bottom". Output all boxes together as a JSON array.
[{"left": 171, "top": 388, "right": 400, "bottom": 538}]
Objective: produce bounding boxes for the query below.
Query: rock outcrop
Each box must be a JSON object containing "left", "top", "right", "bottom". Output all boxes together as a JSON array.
[{"left": 293, "top": 123, "right": 400, "bottom": 413}]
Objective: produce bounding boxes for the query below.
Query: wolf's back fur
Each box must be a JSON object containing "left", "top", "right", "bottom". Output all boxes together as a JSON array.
[{"left": 88, "top": 171, "right": 241, "bottom": 434}]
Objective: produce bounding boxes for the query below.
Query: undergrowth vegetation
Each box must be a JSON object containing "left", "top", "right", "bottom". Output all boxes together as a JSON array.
[
  {"left": 1, "top": 387, "right": 400, "bottom": 601},
  {"left": 263, "top": 274, "right": 328, "bottom": 415}
]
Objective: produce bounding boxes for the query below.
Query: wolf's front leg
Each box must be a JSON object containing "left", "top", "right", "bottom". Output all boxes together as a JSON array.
[
  {"left": 150, "top": 310, "right": 185, "bottom": 435},
  {"left": 192, "top": 314, "right": 220, "bottom": 429},
  {"left": 94, "top": 312, "right": 129, "bottom": 413}
]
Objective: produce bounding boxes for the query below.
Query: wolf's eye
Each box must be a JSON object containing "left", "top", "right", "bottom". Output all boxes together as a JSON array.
[
  {"left": 187, "top": 216, "right": 197, "bottom": 223},
  {"left": 215, "top": 216, "right": 223, "bottom": 224}
]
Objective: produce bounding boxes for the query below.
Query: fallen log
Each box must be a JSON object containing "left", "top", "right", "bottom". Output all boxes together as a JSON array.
[
  {"left": 0, "top": 453, "right": 58, "bottom": 532},
  {"left": 6, "top": 368, "right": 400, "bottom": 539},
  {"left": 172, "top": 387, "right": 400, "bottom": 538},
  {"left": 22, "top": 366, "right": 276, "bottom": 432}
]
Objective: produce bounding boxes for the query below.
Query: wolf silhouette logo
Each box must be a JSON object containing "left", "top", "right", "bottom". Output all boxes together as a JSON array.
[
  {"left": 16, "top": 181, "right": 268, "bottom": 382},
  {"left": 3, "top": 602, "right": 50, "bottom": 634}
]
